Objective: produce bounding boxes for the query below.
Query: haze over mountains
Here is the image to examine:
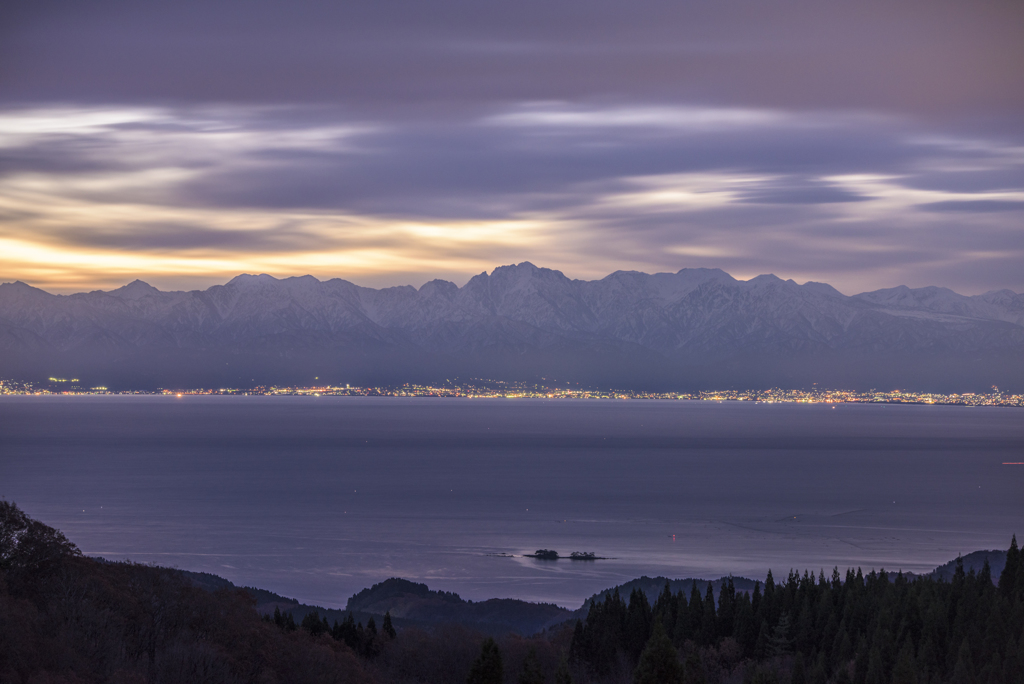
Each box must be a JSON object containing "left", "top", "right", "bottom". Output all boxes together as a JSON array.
[{"left": 1, "top": 263, "right": 1023, "bottom": 391}]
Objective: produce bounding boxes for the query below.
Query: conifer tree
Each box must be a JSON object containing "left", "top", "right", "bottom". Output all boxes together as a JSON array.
[
  {"left": 1000, "top": 535, "right": 1019, "bottom": 600},
  {"left": 767, "top": 613, "right": 793, "bottom": 657},
  {"left": 467, "top": 637, "right": 503, "bottom": 684},
  {"left": 654, "top": 581, "right": 675, "bottom": 634},
  {"left": 673, "top": 590, "right": 690, "bottom": 645},
  {"left": 337, "top": 612, "right": 359, "bottom": 648},
  {"left": 688, "top": 581, "right": 704, "bottom": 638},
  {"left": 863, "top": 645, "right": 885, "bottom": 684},
  {"left": 554, "top": 658, "right": 573, "bottom": 684},
  {"left": 892, "top": 639, "right": 918, "bottom": 684},
  {"left": 382, "top": 610, "right": 397, "bottom": 639},
  {"left": 569, "top": 619, "right": 584, "bottom": 666},
  {"left": 301, "top": 610, "right": 326, "bottom": 636},
  {"left": 633, "top": 622, "right": 681, "bottom": 684},
  {"left": 682, "top": 649, "right": 706, "bottom": 684},
  {"left": 717, "top": 577, "right": 736, "bottom": 639},
  {"left": 950, "top": 639, "right": 974, "bottom": 684},
  {"left": 790, "top": 652, "right": 806, "bottom": 684},
  {"left": 625, "top": 588, "right": 653, "bottom": 663},
  {"left": 517, "top": 647, "right": 544, "bottom": 684},
  {"left": 700, "top": 583, "right": 717, "bottom": 645}
]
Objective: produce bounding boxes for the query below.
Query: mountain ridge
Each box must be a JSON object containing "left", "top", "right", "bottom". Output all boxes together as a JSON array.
[{"left": 2, "top": 263, "right": 1022, "bottom": 391}]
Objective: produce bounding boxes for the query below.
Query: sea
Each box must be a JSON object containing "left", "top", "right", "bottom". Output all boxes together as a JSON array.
[{"left": 1, "top": 396, "right": 1021, "bottom": 609}]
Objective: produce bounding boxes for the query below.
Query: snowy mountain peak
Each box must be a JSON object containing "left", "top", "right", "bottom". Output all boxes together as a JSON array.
[
  {"left": 226, "top": 273, "right": 284, "bottom": 288},
  {"left": 108, "top": 280, "right": 161, "bottom": 300}
]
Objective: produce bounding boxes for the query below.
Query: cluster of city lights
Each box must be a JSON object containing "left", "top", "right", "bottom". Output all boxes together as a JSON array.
[{"left": 3, "top": 377, "right": 1021, "bottom": 407}]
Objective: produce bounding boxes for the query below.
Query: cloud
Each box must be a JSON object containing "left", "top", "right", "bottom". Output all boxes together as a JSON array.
[
  {"left": 0, "top": 95, "right": 1022, "bottom": 296},
  {"left": 919, "top": 200, "right": 1024, "bottom": 213},
  {"left": 483, "top": 104, "right": 793, "bottom": 130}
]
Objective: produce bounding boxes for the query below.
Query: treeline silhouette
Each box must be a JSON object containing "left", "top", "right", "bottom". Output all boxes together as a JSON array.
[
  {"left": 568, "top": 548, "right": 1024, "bottom": 683},
  {"left": 2, "top": 500, "right": 1022, "bottom": 684}
]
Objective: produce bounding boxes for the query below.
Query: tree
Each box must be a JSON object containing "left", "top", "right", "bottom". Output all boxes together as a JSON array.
[
  {"left": 0, "top": 500, "right": 80, "bottom": 586},
  {"left": 999, "top": 535, "right": 1019, "bottom": 601},
  {"left": 334, "top": 612, "right": 359, "bottom": 649},
  {"left": 467, "top": 637, "right": 503, "bottom": 684},
  {"left": 625, "top": 588, "right": 653, "bottom": 663},
  {"left": 382, "top": 610, "right": 397, "bottom": 639},
  {"left": 554, "top": 657, "right": 573, "bottom": 684},
  {"left": 790, "top": 652, "right": 806, "bottom": 684},
  {"left": 518, "top": 647, "right": 544, "bottom": 684},
  {"left": 892, "top": 639, "right": 918, "bottom": 684},
  {"left": 682, "top": 649, "right": 706, "bottom": 684},
  {"left": 767, "top": 613, "right": 793, "bottom": 657},
  {"left": 950, "top": 639, "right": 974, "bottom": 684},
  {"left": 700, "top": 582, "right": 717, "bottom": 645},
  {"left": 633, "top": 622, "right": 682, "bottom": 684}
]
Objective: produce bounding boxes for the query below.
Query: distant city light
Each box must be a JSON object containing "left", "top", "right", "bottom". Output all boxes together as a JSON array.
[{"left": 1, "top": 378, "right": 1021, "bottom": 407}]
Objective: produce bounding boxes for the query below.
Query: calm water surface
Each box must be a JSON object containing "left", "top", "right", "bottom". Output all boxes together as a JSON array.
[{"left": 1, "top": 396, "right": 1022, "bottom": 608}]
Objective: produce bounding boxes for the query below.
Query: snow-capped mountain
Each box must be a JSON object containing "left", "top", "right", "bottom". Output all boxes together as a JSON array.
[{"left": 1, "top": 263, "right": 1022, "bottom": 390}]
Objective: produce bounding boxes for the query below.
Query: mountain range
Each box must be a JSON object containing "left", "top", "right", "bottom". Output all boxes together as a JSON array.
[{"left": 2, "top": 263, "right": 1023, "bottom": 390}]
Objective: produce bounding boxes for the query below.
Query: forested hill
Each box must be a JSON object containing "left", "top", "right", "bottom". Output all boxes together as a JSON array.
[
  {"left": 2, "top": 500, "right": 1023, "bottom": 683},
  {"left": 174, "top": 571, "right": 575, "bottom": 637}
]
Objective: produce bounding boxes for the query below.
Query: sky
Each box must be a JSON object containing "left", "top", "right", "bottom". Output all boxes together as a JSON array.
[{"left": 1, "top": 0, "right": 1023, "bottom": 295}]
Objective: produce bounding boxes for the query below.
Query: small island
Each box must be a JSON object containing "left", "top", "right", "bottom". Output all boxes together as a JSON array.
[{"left": 523, "top": 549, "right": 606, "bottom": 560}]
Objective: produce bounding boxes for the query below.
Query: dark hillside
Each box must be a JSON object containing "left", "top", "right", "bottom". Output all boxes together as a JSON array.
[
  {"left": 2, "top": 501, "right": 1023, "bottom": 683},
  {"left": 0, "top": 502, "right": 376, "bottom": 684}
]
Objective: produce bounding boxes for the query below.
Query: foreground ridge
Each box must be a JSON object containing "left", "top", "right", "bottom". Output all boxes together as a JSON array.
[{"left": 2, "top": 500, "right": 1022, "bottom": 683}]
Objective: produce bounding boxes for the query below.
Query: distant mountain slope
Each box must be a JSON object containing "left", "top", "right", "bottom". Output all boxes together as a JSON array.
[
  {"left": 178, "top": 572, "right": 575, "bottom": 637},
  {"left": 345, "top": 578, "right": 573, "bottom": 635},
  {"left": 2, "top": 263, "right": 1023, "bottom": 390},
  {"left": 928, "top": 549, "right": 1007, "bottom": 582},
  {"left": 177, "top": 550, "right": 1010, "bottom": 638}
]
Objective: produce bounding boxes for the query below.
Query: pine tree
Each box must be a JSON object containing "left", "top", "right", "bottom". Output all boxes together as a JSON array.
[
  {"left": 626, "top": 588, "right": 653, "bottom": 663},
  {"left": 673, "top": 591, "right": 690, "bottom": 645},
  {"left": 863, "top": 645, "right": 885, "bottom": 684},
  {"left": 790, "top": 652, "right": 806, "bottom": 684},
  {"left": 682, "top": 649, "right": 706, "bottom": 684},
  {"left": 633, "top": 622, "right": 681, "bottom": 684},
  {"left": 1000, "top": 535, "right": 1020, "bottom": 601},
  {"left": 700, "top": 583, "right": 716, "bottom": 645},
  {"left": 517, "top": 647, "right": 544, "bottom": 684},
  {"left": 892, "top": 639, "right": 918, "bottom": 684},
  {"left": 382, "top": 610, "right": 396, "bottom": 639},
  {"left": 336, "top": 612, "right": 359, "bottom": 649},
  {"left": 950, "top": 638, "right": 974, "bottom": 684},
  {"left": 654, "top": 581, "right": 676, "bottom": 634},
  {"left": 717, "top": 577, "right": 736, "bottom": 640},
  {"left": 554, "top": 657, "right": 573, "bottom": 684},
  {"left": 978, "top": 559, "right": 992, "bottom": 587},
  {"left": 569, "top": 619, "right": 584, "bottom": 666},
  {"left": 301, "top": 610, "right": 326, "bottom": 636},
  {"left": 467, "top": 637, "right": 504, "bottom": 684},
  {"left": 688, "top": 581, "right": 704, "bottom": 639},
  {"left": 767, "top": 613, "right": 793, "bottom": 657}
]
